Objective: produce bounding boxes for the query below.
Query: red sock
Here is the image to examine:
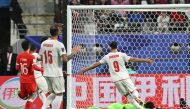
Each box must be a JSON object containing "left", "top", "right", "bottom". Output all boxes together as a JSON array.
[{"left": 25, "top": 101, "right": 32, "bottom": 109}]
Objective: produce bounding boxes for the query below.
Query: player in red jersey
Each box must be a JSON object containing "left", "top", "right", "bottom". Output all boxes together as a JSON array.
[{"left": 16, "top": 40, "right": 43, "bottom": 109}]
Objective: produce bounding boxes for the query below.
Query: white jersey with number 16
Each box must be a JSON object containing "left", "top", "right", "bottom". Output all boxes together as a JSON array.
[
  {"left": 99, "top": 52, "right": 131, "bottom": 82},
  {"left": 39, "top": 39, "right": 66, "bottom": 77}
]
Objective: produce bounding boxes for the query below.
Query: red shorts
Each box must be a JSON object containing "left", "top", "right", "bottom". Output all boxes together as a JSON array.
[{"left": 19, "top": 83, "right": 37, "bottom": 99}]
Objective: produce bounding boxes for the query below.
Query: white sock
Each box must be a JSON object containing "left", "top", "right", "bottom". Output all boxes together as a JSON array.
[
  {"left": 39, "top": 92, "right": 46, "bottom": 107},
  {"left": 52, "top": 95, "right": 63, "bottom": 109},
  {"left": 41, "top": 93, "right": 55, "bottom": 109},
  {"left": 127, "top": 95, "right": 143, "bottom": 109}
]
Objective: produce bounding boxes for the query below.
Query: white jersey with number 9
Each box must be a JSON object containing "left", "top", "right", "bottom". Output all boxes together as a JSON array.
[{"left": 99, "top": 52, "right": 131, "bottom": 82}]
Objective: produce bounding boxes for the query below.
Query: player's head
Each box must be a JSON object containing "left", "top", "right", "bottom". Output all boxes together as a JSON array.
[
  {"left": 7, "top": 46, "right": 13, "bottom": 53},
  {"left": 21, "top": 40, "right": 30, "bottom": 51},
  {"left": 30, "top": 44, "right": 37, "bottom": 53},
  {"left": 144, "top": 101, "right": 155, "bottom": 109},
  {"left": 109, "top": 41, "right": 117, "bottom": 50},
  {"left": 50, "top": 25, "right": 59, "bottom": 36}
]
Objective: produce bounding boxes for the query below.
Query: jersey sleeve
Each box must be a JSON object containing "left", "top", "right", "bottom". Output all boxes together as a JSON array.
[
  {"left": 58, "top": 43, "right": 66, "bottom": 56},
  {"left": 31, "top": 55, "right": 43, "bottom": 72},
  {"left": 34, "top": 53, "right": 41, "bottom": 60},
  {"left": 99, "top": 56, "right": 107, "bottom": 64},
  {"left": 122, "top": 53, "right": 131, "bottom": 62},
  {"left": 31, "top": 55, "right": 37, "bottom": 66}
]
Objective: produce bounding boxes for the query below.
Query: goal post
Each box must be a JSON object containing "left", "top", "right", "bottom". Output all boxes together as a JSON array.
[{"left": 67, "top": 4, "right": 190, "bottom": 109}]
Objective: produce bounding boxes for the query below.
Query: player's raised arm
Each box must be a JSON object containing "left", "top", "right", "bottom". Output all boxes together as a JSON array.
[
  {"left": 129, "top": 57, "right": 154, "bottom": 64},
  {"left": 79, "top": 62, "right": 102, "bottom": 74},
  {"left": 62, "top": 45, "right": 81, "bottom": 62}
]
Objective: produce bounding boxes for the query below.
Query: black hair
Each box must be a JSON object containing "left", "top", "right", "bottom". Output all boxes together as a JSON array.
[
  {"left": 50, "top": 25, "right": 59, "bottom": 36},
  {"left": 144, "top": 101, "right": 155, "bottom": 108},
  {"left": 30, "top": 44, "right": 36, "bottom": 52},
  {"left": 21, "top": 40, "right": 30, "bottom": 51},
  {"left": 109, "top": 41, "right": 117, "bottom": 49}
]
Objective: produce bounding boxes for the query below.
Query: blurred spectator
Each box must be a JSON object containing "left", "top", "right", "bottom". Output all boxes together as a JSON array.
[
  {"left": 130, "top": 0, "right": 141, "bottom": 4},
  {"left": 143, "top": 11, "right": 158, "bottom": 33},
  {"left": 78, "top": 44, "right": 87, "bottom": 55},
  {"left": 157, "top": 11, "right": 170, "bottom": 33},
  {"left": 1, "top": 46, "right": 18, "bottom": 76},
  {"left": 186, "top": 0, "right": 190, "bottom": 3},
  {"left": 97, "top": 0, "right": 111, "bottom": 5},
  {"left": 171, "top": 0, "right": 185, "bottom": 3},
  {"left": 87, "top": 0, "right": 96, "bottom": 5},
  {"left": 95, "top": 10, "right": 114, "bottom": 33},
  {"left": 141, "top": 0, "right": 148, "bottom": 4},
  {"left": 93, "top": 43, "right": 103, "bottom": 55},
  {"left": 170, "top": 12, "right": 188, "bottom": 32},
  {"left": 146, "top": 0, "right": 156, "bottom": 4},
  {"left": 111, "top": 0, "right": 129, "bottom": 5},
  {"left": 69, "top": 0, "right": 80, "bottom": 5},
  {"left": 154, "top": 0, "right": 168, "bottom": 4},
  {"left": 80, "top": 0, "right": 86, "bottom": 4},
  {"left": 110, "top": 0, "right": 128, "bottom": 22},
  {"left": 10, "top": 0, "right": 27, "bottom": 39}
]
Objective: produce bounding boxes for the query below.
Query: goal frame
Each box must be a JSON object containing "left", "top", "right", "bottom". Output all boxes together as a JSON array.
[{"left": 67, "top": 4, "right": 190, "bottom": 109}]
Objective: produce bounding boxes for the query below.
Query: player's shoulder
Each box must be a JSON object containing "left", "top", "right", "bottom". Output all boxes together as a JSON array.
[
  {"left": 28, "top": 53, "right": 35, "bottom": 59},
  {"left": 54, "top": 41, "right": 64, "bottom": 48},
  {"left": 32, "top": 53, "right": 39, "bottom": 57},
  {"left": 41, "top": 39, "right": 50, "bottom": 44},
  {"left": 56, "top": 40, "right": 64, "bottom": 45},
  {"left": 118, "top": 52, "right": 125, "bottom": 55},
  {"left": 17, "top": 52, "right": 22, "bottom": 58},
  {"left": 17, "top": 52, "right": 25, "bottom": 57}
]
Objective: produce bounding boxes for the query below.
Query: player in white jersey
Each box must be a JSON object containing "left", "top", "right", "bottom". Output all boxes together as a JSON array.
[
  {"left": 40, "top": 25, "right": 81, "bottom": 109},
  {"left": 30, "top": 44, "right": 48, "bottom": 108},
  {"left": 79, "top": 41, "right": 153, "bottom": 109}
]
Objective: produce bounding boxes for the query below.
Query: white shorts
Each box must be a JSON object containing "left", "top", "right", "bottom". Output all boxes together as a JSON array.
[
  {"left": 114, "top": 78, "right": 137, "bottom": 96},
  {"left": 44, "top": 76, "right": 65, "bottom": 94},
  {"left": 35, "top": 76, "right": 48, "bottom": 93}
]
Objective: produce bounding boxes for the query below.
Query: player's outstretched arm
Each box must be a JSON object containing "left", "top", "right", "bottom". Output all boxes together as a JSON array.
[
  {"left": 129, "top": 57, "right": 154, "bottom": 64},
  {"left": 62, "top": 45, "right": 81, "bottom": 62},
  {"left": 33, "top": 64, "right": 44, "bottom": 72},
  {"left": 79, "top": 62, "right": 102, "bottom": 74}
]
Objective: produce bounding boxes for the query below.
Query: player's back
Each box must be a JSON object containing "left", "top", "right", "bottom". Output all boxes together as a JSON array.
[
  {"left": 16, "top": 52, "right": 35, "bottom": 83},
  {"left": 100, "top": 52, "right": 131, "bottom": 82},
  {"left": 40, "top": 39, "right": 64, "bottom": 77}
]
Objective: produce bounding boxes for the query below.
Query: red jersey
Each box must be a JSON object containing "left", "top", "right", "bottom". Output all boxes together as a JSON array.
[{"left": 16, "top": 52, "right": 36, "bottom": 83}]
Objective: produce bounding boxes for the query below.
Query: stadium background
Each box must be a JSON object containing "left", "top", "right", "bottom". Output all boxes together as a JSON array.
[{"left": 0, "top": 0, "right": 190, "bottom": 109}]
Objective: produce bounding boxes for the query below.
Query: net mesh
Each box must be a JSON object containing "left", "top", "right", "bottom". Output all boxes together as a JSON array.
[{"left": 70, "top": 6, "right": 190, "bottom": 109}]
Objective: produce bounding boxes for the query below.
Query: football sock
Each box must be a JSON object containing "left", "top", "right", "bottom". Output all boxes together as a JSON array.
[
  {"left": 52, "top": 95, "right": 63, "bottom": 109},
  {"left": 41, "top": 93, "right": 55, "bottom": 109},
  {"left": 39, "top": 92, "right": 46, "bottom": 103}
]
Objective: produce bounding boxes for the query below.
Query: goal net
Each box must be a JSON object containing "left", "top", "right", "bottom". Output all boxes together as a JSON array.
[{"left": 67, "top": 4, "right": 190, "bottom": 109}]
